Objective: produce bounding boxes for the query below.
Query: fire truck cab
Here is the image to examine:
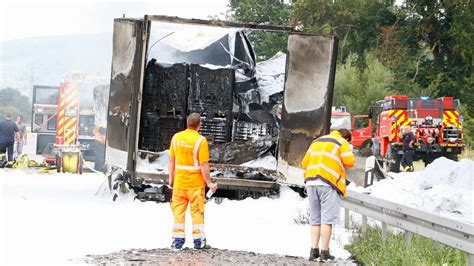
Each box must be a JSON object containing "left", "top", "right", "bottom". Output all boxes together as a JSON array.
[
  {"left": 371, "top": 95, "right": 464, "bottom": 172},
  {"left": 331, "top": 107, "right": 372, "bottom": 150}
]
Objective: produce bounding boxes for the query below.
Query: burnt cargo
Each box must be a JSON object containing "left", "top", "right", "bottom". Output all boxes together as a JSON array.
[
  {"left": 188, "top": 64, "right": 234, "bottom": 143},
  {"left": 139, "top": 61, "right": 189, "bottom": 152}
]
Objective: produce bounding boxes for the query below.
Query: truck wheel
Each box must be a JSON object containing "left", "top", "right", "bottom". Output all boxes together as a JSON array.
[
  {"left": 78, "top": 153, "right": 83, "bottom": 175},
  {"left": 423, "top": 157, "right": 435, "bottom": 167},
  {"left": 55, "top": 153, "right": 61, "bottom": 173},
  {"left": 444, "top": 153, "right": 458, "bottom": 162}
]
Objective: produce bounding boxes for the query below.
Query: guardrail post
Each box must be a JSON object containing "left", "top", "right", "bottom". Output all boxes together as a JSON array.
[
  {"left": 361, "top": 215, "right": 367, "bottom": 233},
  {"left": 381, "top": 222, "right": 388, "bottom": 243},
  {"left": 466, "top": 253, "right": 474, "bottom": 266},
  {"left": 404, "top": 231, "right": 413, "bottom": 248},
  {"left": 344, "top": 208, "right": 350, "bottom": 229}
]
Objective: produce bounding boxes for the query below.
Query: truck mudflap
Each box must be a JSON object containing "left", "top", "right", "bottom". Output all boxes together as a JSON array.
[{"left": 277, "top": 35, "right": 339, "bottom": 187}]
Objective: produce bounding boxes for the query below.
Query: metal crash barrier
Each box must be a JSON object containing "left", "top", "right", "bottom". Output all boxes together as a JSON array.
[{"left": 341, "top": 190, "right": 474, "bottom": 265}]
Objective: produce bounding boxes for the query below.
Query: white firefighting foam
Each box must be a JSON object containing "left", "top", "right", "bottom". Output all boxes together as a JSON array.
[
  {"left": 358, "top": 157, "right": 473, "bottom": 224},
  {"left": 0, "top": 170, "right": 352, "bottom": 264}
]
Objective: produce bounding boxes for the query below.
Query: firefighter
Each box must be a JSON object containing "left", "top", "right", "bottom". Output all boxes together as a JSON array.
[
  {"left": 168, "top": 113, "right": 217, "bottom": 250},
  {"left": 302, "top": 128, "right": 355, "bottom": 262},
  {"left": 401, "top": 126, "right": 416, "bottom": 172}
]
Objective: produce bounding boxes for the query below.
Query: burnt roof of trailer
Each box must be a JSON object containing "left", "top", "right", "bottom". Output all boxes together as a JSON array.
[{"left": 143, "top": 15, "right": 334, "bottom": 37}]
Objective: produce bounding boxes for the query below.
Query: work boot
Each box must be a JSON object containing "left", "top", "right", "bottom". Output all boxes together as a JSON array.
[
  {"left": 408, "top": 165, "right": 414, "bottom": 172},
  {"left": 320, "top": 249, "right": 335, "bottom": 262},
  {"left": 194, "top": 238, "right": 211, "bottom": 250},
  {"left": 171, "top": 238, "right": 185, "bottom": 251},
  {"left": 308, "top": 248, "right": 319, "bottom": 261}
]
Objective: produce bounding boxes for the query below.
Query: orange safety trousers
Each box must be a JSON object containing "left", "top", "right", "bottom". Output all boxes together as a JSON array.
[{"left": 170, "top": 187, "right": 205, "bottom": 240}]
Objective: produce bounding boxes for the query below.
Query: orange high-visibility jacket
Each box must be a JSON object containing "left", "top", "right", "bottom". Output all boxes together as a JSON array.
[
  {"left": 169, "top": 129, "right": 209, "bottom": 190},
  {"left": 301, "top": 131, "right": 355, "bottom": 197}
]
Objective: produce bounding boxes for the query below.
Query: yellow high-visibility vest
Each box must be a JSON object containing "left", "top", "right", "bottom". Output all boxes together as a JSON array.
[
  {"left": 302, "top": 131, "right": 355, "bottom": 197},
  {"left": 169, "top": 129, "right": 209, "bottom": 190}
]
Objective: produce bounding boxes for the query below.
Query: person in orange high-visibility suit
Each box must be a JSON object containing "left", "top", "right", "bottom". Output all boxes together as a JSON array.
[{"left": 169, "top": 113, "right": 218, "bottom": 250}]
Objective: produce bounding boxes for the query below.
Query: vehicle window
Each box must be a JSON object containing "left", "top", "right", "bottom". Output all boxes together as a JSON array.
[
  {"left": 354, "top": 117, "right": 369, "bottom": 130},
  {"left": 331, "top": 116, "right": 351, "bottom": 130},
  {"left": 47, "top": 115, "right": 57, "bottom": 130},
  {"left": 34, "top": 114, "right": 43, "bottom": 125},
  {"left": 35, "top": 88, "right": 58, "bottom": 105}
]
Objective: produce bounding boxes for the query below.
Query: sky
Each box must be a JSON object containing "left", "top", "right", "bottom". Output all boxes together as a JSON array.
[
  {"left": 0, "top": 0, "right": 406, "bottom": 42},
  {"left": 0, "top": 0, "right": 229, "bottom": 41}
]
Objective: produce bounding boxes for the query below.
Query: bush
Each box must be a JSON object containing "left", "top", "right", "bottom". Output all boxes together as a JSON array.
[
  {"left": 0, "top": 88, "right": 31, "bottom": 122},
  {"left": 347, "top": 227, "right": 466, "bottom": 265}
]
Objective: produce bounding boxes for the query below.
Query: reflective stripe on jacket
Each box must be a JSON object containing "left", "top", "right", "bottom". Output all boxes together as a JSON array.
[
  {"left": 169, "top": 129, "right": 209, "bottom": 190},
  {"left": 301, "top": 131, "right": 355, "bottom": 197}
]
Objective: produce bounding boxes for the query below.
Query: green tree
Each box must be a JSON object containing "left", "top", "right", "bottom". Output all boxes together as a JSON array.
[
  {"left": 383, "top": 0, "right": 474, "bottom": 145},
  {"left": 383, "top": 1, "right": 473, "bottom": 98},
  {"left": 0, "top": 88, "right": 31, "bottom": 122},
  {"left": 334, "top": 52, "right": 394, "bottom": 115},
  {"left": 228, "top": 0, "right": 291, "bottom": 61},
  {"left": 292, "top": 0, "right": 397, "bottom": 65}
]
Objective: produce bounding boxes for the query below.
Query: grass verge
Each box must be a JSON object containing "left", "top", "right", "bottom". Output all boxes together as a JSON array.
[
  {"left": 346, "top": 227, "right": 466, "bottom": 265},
  {"left": 461, "top": 149, "right": 474, "bottom": 160}
]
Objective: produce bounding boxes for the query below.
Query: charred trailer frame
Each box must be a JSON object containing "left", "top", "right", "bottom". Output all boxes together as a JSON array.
[{"left": 104, "top": 15, "right": 338, "bottom": 201}]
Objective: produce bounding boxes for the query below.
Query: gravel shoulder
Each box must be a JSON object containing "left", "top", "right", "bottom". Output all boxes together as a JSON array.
[{"left": 83, "top": 248, "right": 359, "bottom": 265}]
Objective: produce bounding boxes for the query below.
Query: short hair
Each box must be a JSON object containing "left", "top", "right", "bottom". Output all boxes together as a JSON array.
[
  {"left": 338, "top": 128, "right": 352, "bottom": 142},
  {"left": 4, "top": 112, "right": 12, "bottom": 119},
  {"left": 187, "top": 113, "right": 201, "bottom": 128}
]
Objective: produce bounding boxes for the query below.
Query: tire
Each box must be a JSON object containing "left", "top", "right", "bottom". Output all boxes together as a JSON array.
[
  {"left": 55, "top": 153, "right": 61, "bottom": 173},
  {"left": 444, "top": 153, "right": 458, "bottom": 162},
  {"left": 78, "top": 153, "right": 83, "bottom": 175}
]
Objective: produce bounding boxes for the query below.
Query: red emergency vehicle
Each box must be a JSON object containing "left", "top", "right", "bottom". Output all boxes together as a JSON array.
[{"left": 370, "top": 95, "right": 464, "bottom": 172}]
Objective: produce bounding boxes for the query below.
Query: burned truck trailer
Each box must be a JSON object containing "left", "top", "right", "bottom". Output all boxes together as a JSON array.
[{"left": 105, "top": 16, "right": 338, "bottom": 201}]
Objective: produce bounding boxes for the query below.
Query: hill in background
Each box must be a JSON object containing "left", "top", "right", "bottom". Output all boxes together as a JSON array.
[{"left": 0, "top": 33, "right": 112, "bottom": 98}]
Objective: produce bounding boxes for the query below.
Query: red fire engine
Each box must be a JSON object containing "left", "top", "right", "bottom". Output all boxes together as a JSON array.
[
  {"left": 31, "top": 73, "right": 108, "bottom": 172},
  {"left": 55, "top": 81, "right": 80, "bottom": 145},
  {"left": 370, "top": 95, "right": 464, "bottom": 172},
  {"left": 331, "top": 107, "right": 372, "bottom": 150}
]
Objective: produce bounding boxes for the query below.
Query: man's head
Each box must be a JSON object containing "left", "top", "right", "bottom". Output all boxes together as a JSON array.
[
  {"left": 4, "top": 112, "right": 12, "bottom": 120},
  {"left": 187, "top": 113, "right": 201, "bottom": 130},
  {"left": 16, "top": 115, "right": 23, "bottom": 123},
  {"left": 338, "top": 128, "right": 352, "bottom": 143}
]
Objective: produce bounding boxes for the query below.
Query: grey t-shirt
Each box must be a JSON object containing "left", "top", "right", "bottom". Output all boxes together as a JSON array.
[{"left": 17, "top": 123, "right": 26, "bottom": 138}]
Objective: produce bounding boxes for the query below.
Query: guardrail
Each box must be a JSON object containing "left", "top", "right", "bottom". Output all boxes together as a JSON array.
[{"left": 341, "top": 190, "right": 474, "bottom": 265}]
